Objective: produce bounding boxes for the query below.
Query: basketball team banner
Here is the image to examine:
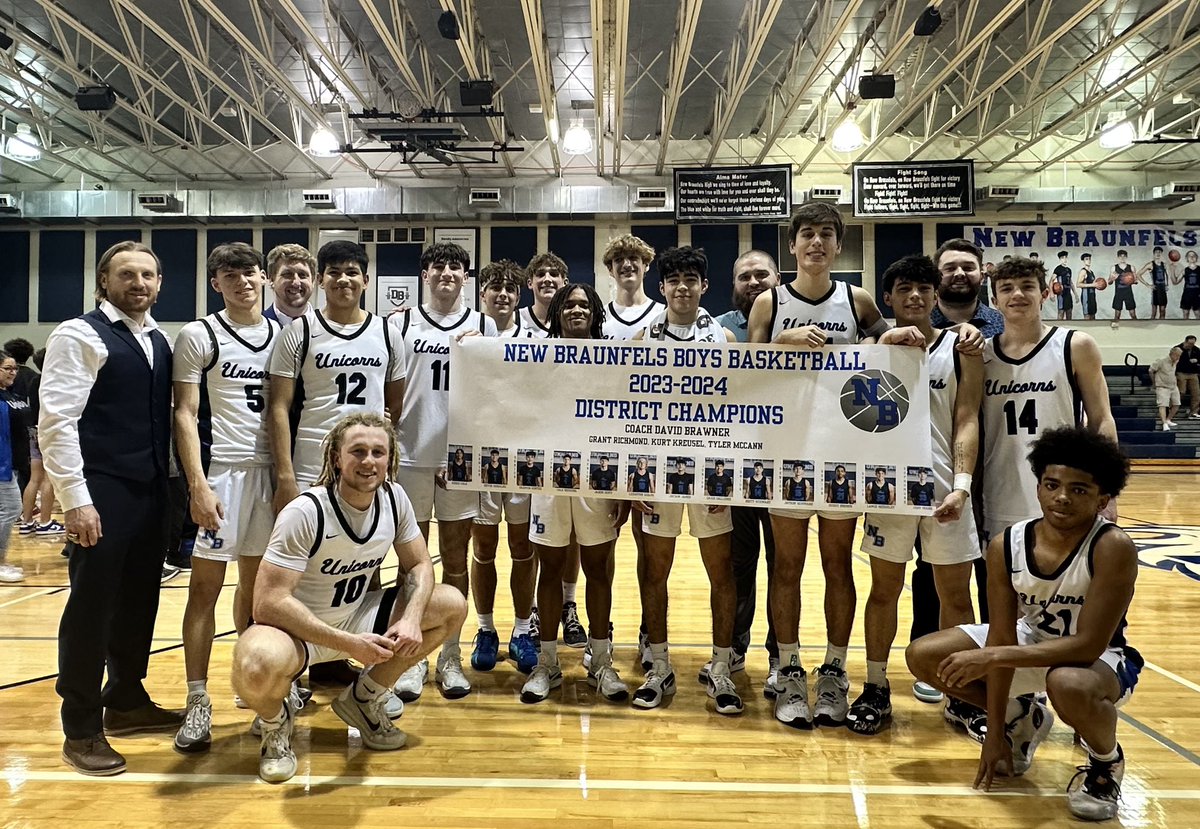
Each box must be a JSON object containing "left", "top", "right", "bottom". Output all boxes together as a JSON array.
[
  {"left": 966, "top": 223, "right": 1200, "bottom": 320},
  {"left": 446, "top": 339, "right": 934, "bottom": 516}
]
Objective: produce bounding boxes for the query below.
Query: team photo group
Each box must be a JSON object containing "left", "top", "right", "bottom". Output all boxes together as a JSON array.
[{"left": 32, "top": 200, "right": 1141, "bottom": 823}]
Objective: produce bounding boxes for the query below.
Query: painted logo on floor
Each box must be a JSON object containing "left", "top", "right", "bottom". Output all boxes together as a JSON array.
[{"left": 1126, "top": 523, "right": 1200, "bottom": 582}]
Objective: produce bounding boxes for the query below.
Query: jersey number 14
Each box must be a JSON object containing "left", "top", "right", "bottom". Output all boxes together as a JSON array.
[{"left": 1003, "top": 399, "right": 1039, "bottom": 435}]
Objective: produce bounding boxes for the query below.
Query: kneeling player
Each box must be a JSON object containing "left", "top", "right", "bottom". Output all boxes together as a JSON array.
[
  {"left": 232, "top": 414, "right": 466, "bottom": 783},
  {"left": 906, "top": 427, "right": 1140, "bottom": 822}
]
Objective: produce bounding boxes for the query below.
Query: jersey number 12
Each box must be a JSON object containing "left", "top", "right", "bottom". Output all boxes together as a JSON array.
[{"left": 336, "top": 372, "right": 367, "bottom": 405}]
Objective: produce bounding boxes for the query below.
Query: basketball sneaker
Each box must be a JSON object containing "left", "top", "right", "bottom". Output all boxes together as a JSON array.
[
  {"left": 471, "top": 628, "right": 500, "bottom": 671},
  {"left": 520, "top": 662, "right": 563, "bottom": 704},
  {"left": 173, "top": 692, "right": 212, "bottom": 753},
  {"left": 813, "top": 663, "right": 850, "bottom": 727},
  {"left": 586, "top": 640, "right": 629, "bottom": 702},
  {"left": 394, "top": 659, "right": 428, "bottom": 702},
  {"left": 943, "top": 697, "right": 986, "bottom": 737},
  {"left": 249, "top": 682, "right": 309, "bottom": 736},
  {"left": 697, "top": 650, "right": 746, "bottom": 683},
  {"left": 0, "top": 563, "right": 24, "bottom": 583},
  {"left": 912, "top": 680, "right": 944, "bottom": 704},
  {"left": 508, "top": 632, "right": 538, "bottom": 674},
  {"left": 561, "top": 601, "right": 587, "bottom": 648},
  {"left": 383, "top": 690, "right": 403, "bottom": 719},
  {"left": 1067, "top": 747, "right": 1124, "bottom": 821},
  {"left": 773, "top": 665, "right": 813, "bottom": 728},
  {"left": 582, "top": 622, "right": 615, "bottom": 670},
  {"left": 846, "top": 683, "right": 892, "bottom": 735},
  {"left": 18, "top": 521, "right": 36, "bottom": 535},
  {"left": 1007, "top": 696, "right": 1055, "bottom": 775},
  {"left": 529, "top": 606, "right": 540, "bottom": 641},
  {"left": 763, "top": 656, "right": 781, "bottom": 700},
  {"left": 436, "top": 645, "right": 472, "bottom": 699},
  {"left": 35, "top": 519, "right": 65, "bottom": 535},
  {"left": 257, "top": 703, "right": 296, "bottom": 783},
  {"left": 637, "top": 627, "right": 653, "bottom": 672},
  {"left": 331, "top": 684, "right": 407, "bottom": 750},
  {"left": 632, "top": 658, "right": 676, "bottom": 709},
  {"left": 706, "top": 662, "right": 744, "bottom": 716}
]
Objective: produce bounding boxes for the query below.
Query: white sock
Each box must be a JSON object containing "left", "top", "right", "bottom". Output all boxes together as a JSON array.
[
  {"left": 866, "top": 660, "right": 888, "bottom": 687},
  {"left": 588, "top": 638, "right": 610, "bottom": 667},
  {"left": 1091, "top": 744, "right": 1121, "bottom": 764},
  {"left": 262, "top": 703, "right": 287, "bottom": 725},
  {"left": 778, "top": 642, "right": 802, "bottom": 670},
  {"left": 539, "top": 639, "right": 559, "bottom": 666},
  {"left": 514, "top": 616, "right": 531, "bottom": 635},
  {"left": 562, "top": 581, "right": 577, "bottom": 604},
  {"left": 478, "top": 612, "right": 495, "bottom": 632},
  {"left": 649, "top": 641, "right": 670, "bottom": 666},
  {"left": 712, "top": 646, "right": 733, "bottom": 668},
  {"left": 355, "top": 669, "right": 388, "bottom": 701},
  {"left": 825, "top": 643, "right": 849, "bottom": 669},
  {"left": 186, "top": 679, "right": 207, "bottom": 698}
]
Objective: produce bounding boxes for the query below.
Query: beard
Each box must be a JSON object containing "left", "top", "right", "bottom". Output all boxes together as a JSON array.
[{"left": 937, "top": 281, "right": 979, "bottom": 307}]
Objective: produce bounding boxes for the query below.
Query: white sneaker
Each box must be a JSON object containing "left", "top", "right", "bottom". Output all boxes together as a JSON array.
[
  {"left": 435, "top": 647, "right": 472, "bottom": 699},
  {"left": 394, "top": 660, "right": 428, "bottom": 702},
  {"left": 383, "top": 690, "right": 404, "bottom": 719},
  {"left": 1068, "top": 749, "right": 1124, "bottom": 821},
  {"left": 812, "top": 663, "right": 850, "bottom": 727},
  {"left": 913, "top": 680, "right": 944, "bottom": 704},
  {"left": 0, "top": 563, "right": 25, "bottom": 583},
  {"left": 331, "top": 685, "right": 407, "bottom": 750},
  {"left": 774, "top": 666, "right": 813, "bottom": 729},
  {"left": 1163, "top": 422, "right": 1173, "bottom": 431},
  {"left": 707, "top": 663, "right": 744, "bottom": 716},
  {"left": 763, "top": 656, "right": 781, "bottom": 700},
  {"left": 632, "top": 658, "right": 676, "bottom": 709},
  {"left": 1166, "top": 420, "right": 1178, "bottom": 427},
  {"left": 173, "top": 692, "right": 212, "bottom": 753},
  {"left": 1008, "top": 696, "right": 1055, "bottom": 775},
  {"left": 588, "top": 663, "right": 630, "bottom": 702},
  {"left": 258, "top": 705, "right": 297, "bottom": 783},
  {"left": 520, "top": 663, "right": 563, "bottom": 704},
  {"left": 697, "top": 650, "right": 746, "bottom": 683}
]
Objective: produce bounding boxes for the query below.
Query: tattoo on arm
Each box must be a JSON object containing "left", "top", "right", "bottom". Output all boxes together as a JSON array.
[{"left": 954, "top": 440, "right": 966, "bottom": 473}]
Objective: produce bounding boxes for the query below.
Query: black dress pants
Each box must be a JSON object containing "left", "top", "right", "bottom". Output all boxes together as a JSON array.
[{"left": 730, "top": 505, "right": 778, "bottom": 657}]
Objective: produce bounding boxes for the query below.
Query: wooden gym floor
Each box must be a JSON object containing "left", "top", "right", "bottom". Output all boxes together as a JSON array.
[{"left": 2, "top": 472, "right": 1199, "bottom": 827}]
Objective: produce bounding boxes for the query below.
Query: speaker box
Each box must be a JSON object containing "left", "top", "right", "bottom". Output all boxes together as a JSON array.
[
  {"left": 460, "top": 80, "right": 495, "bottom": 107},
  {"left": 438, "top": 11, "right": 460, "bottom": 40},
  {"left": 913, "top": 6, "right": 942, "bottom": 37},
  {"left": 858, "top": 74, "right": 896, "bottom": 100},
  {"left": 75, "top": 84, "right": 117, "bottom": 111}
]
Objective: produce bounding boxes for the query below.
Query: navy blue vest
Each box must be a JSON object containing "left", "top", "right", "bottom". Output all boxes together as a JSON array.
[{"left": 77, "top": 309, "right": 172, "bottom": 481}]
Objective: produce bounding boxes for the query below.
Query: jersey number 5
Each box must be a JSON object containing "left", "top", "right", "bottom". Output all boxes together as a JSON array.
[
  {"left": 336, "top": 372, "right": 368, "bottom": 405},
  {"left": 243, "top": 385, "right": 265, "bottom": 412},
  {"left": 1003, "top": 399, "right": 1039, "bottom": 435}
]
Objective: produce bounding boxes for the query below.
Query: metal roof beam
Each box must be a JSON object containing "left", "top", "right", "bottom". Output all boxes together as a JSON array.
[
  {"left": 518, "top": 0, "right": 561, "bottom": 175},
  {"left": 705, "top": 0, "right": 786, "bottom": 165},
  {"left": 654, "top": 0, "right": 702, "bottom": 175}
]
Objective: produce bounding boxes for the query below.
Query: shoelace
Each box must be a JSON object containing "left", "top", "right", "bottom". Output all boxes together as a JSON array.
[
  {"left": 365, "top": 696, "right": 398, "bottom": 735},
  {"left": 262, "top": 721, "right": 291, "bottom": 758},
  {"left": 710, "top": 673, "right": 737, "bottom": 697},
  {"left": 816, "top": 674, "right": 844, "bottom": 706},
  {"left": 1068, "top": 762, "right": 1121, "bottom": 800},
  {"left": 183, "top": 701, "right": 211, "bottom": 735}
]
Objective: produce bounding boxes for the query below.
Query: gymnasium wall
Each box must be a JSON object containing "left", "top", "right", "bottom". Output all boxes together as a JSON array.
[{"left": 0, "top": 216, "right": 1195, "bottom": 366}]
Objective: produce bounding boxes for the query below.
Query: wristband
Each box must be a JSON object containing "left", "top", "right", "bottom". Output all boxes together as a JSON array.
[{"left": 953, "top": 473, "right": 973, "bottom": 494}]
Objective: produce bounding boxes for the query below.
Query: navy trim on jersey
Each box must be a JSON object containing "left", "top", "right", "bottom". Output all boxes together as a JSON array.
[
  {"left": 297, "top": 314, "right": 311, "bottom": 369},
  {"left": 1023, "top": 518, "right": 1089, "bottom": 581},
  {"left": 607, "top": 300, "right": 658, "bottom": 328},
  {"left": 372, "top": 585, "right": 401, "bottom": 635},
  {"left": 384, "top": 482, "right": 399, "bottom": 529},
  {"left": 845, "top": 283, "right": 863, "bottom": 339},
  {"left": 213, "top": 311, "right": 275, "bottom": 353},
  {"left": 1004, "top": 525, "right": 1016, "bottom": 574},
  {"left": 382, "top": 316, "right": 396, "bottom": 368},
  {"left": 400, "top": 308, "right": 412, "bottom": 337},
  {"left": 198, "top": 318, "right": 220, "bottom": 372},
  {"left": 316, "top": 309, "right": 374, "bottom": 341},
  {"left": 300, "top": 491, "right": 325, "bottom": 559},
  {"left": 1063, "top": 329, "right": 1084, "bottom": 425},
  {"left": 767, "top": 289, "right": 780, "bottom": 337},
  {"left": 991, "top": 325, "right": 1059, "bottom": 366},
  {"left": 418, "top": 305, "right": 472, "bottom": 332},
  {"left": 327, "top": 484, "right": 381, "bottom": 544},
  {"left": 785, "top": 281, "right": 836, "bottom": 306},
  {"left": 527, "top": 308, "right": 550, "bottom": 334},
  {"left": 1085, "top": 521, "right": 1118, "bottom": 577}
]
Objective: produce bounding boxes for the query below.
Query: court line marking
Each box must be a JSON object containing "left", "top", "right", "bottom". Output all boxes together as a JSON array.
[
  {"left": 1144, "top": 660, "right": 1200, "bottom": 695},
  {"left": 1118, "top": 711, "right": 1200, "bottom": 767},
  {"left": 3, "top": 769, "right": 1200, "bottom": 798},
  {"left": 0, "top": 587, "right": 64, "bottom": 609}
]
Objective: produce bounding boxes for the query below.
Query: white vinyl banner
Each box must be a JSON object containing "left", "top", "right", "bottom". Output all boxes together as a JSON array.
[
  {"left": 966, "top": 223, "right": 1200, "bottom": 320},
  {"left": 446, "top": 338, "right": 935, "bottom": 515}
]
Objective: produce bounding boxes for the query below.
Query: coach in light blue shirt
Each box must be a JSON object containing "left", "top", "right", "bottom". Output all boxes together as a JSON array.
[
  {"left": 715, "top": 250, "right": 780, "bottom": 343},
  {"left": 930, "top": 238, "right": 1005, "bottom": 338}
]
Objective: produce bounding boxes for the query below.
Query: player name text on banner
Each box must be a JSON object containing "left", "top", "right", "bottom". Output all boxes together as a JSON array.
[{"left": 446, "top": 338, "right": 935, "bottom": 515}]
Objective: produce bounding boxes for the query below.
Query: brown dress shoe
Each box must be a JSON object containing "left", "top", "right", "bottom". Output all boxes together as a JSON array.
[
  {"left": 62, "top": 735, "right": 126, "bottom": 776},
  {"left": 103, "top": 701, "right": 185, "bottom": 736}
]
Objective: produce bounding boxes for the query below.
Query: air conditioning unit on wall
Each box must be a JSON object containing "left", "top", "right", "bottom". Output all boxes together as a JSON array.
[
  {"left": 635, "top": 187, "right": 668, "bottom": 206},
  {"left": 302, "top": 190, "right": 336, "bottom": 209},
  {"left": 0, "top": 193, "right": 18, "bottom": 213},
  {"left": 468, "top": 188, "right": 502, "bottom": 207},
  {"left": 137, "top": 192, "right": 183, "bottom": 212},
  {"left": 805, "top": 185, "right": 844, "bottom": 202}
]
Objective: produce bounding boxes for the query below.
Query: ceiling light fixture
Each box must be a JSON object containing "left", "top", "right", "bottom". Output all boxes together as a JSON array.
[
  {"left": 307, "top": 125, "right": 341, "bottom": 157},
  {"left": 1098, "top": 113, "right": 1135, "bottom": 150},
  {"left": 831, "top": 120, "right": 865, "bottom": 153},
  {"left": 562, "top": 122, "right": 593, "bottom": 155},
  {"left": 6, "top": 123, "right": 42, "bottom": 162}
]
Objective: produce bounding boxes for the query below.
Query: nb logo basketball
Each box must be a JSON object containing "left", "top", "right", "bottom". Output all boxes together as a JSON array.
[{"left": 840, "top": 370, "right": 910, "bottom": 433}]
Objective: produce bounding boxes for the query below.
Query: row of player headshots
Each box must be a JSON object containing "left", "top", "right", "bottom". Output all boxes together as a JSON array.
[{"left": 445, "top": 446, "right": 938, "bottom": 511}]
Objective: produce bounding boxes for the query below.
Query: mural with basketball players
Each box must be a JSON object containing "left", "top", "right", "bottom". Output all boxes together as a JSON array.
[{"left": 966, "top": 223, "right": 1200, "bottom": 322}]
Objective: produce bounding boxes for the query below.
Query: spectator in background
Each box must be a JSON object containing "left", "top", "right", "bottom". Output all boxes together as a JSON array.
[
  {"left": 19, "top": 348, "right": 64, "bottom": 536},
  {"left": 1177, "top": 335, "right": 1200, "bottom": 419},
  {"left": 0, "top": 349, "right": 27, "bottom": 582},
  {"left": 1151, "top": 347, "right": 1182, "bottom": 431},
  {"left": 4, "top": 338, "right": 36, "bottom": 495},
  {"left": 931, "top": 239, "right": 1005, "bottom": 338}
]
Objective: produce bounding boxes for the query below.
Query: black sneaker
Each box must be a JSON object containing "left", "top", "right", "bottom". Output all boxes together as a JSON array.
[
  {"left": 1067, "top": 746, "right": 1124, "bottom": 821},
  {"left": 529, "top": 606, "right": 540, "bottom": 642},
  {"left": 561, "top": 601, "right": 587, "bottom": 648},
  {"left": 943, "top": 696, "right": 986, "bottom": 741},
  {"left": 846, "top": 683, "right": 892, "bottom": 735}
]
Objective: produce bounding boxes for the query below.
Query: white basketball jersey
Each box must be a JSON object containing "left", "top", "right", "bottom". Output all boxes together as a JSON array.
[
  {"left": 768, "top": 280, "right": 861, "bottom": 344},
  {"left": 926, "top": 330, "right": 960, "bottom": 498},
  {"left": 982, "top": 327, "right": 1081, "bottom": 533},
  {"left": 604, "top": 298, "right": 665, "bottom": 340},
  {"left": 516, "top": 306, "right": 551, "bottom": 339},
  {"left": 496, "top": 313, "right": 535, "bottom": 339},
  {"left": 263, "top": 482, "right": 420, "bottom": 627},
  {"left": 393, "top": 305, "right": 496, "bottom": 468},
  {"left": 174, "top": 312, "right": 278, "bottom": 465},
  {"left": 273, "top": 311, "right": 402, "bottom": 484},
  {"left": 641, "top": 307, "right": 729, "bottom": 344},
  {"left": 1006, "top": 516, "right": 1130, "bottom": 648}
]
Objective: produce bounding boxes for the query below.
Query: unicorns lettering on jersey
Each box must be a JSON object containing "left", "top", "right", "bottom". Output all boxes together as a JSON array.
[
  {"left": 392, "top": 305, "right": 497, "bottom": 468},
  {"left": 262, "top": 482, "right": 421, "bottom": 627},
  {"left": 174, "top": 311, "right": 279, "bottom": 465},
  {"left": 982, "top": 327, "right": 1081, "bottom": 536},
  {"left": 603, "top": 298, "right": 665, "bottom": 340},
  {"left": 768, "top": 281, "right": 861, "bottom": 344},
  {"left": 270, "top": 310, "right": 404, "bottom": 483}
]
